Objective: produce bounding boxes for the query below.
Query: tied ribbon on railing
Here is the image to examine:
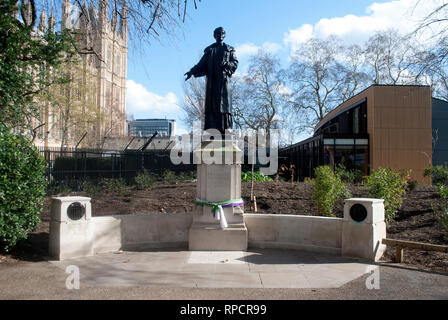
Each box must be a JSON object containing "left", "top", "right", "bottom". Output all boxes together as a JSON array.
[{"left": 194, "top": 198, "right": 244, "bottom": 229}]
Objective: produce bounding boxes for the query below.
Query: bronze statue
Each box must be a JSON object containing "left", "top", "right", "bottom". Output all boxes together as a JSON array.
[{"left": 185, "top": 27, "right": 238, "bottom": 134}]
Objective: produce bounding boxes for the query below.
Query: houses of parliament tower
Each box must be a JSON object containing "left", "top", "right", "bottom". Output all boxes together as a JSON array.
[{"left": 34, "top": 0, "right": 128, "bottom": 149}]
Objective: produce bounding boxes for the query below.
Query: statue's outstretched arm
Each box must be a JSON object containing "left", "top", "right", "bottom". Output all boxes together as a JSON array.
[{"left": 185, "top": 50, "right": 208, "bottom": 80}]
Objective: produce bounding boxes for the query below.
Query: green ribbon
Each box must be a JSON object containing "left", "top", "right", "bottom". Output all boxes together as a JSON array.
[
  {"left": 194, "top": 198, "right": 244, "bottom": 215},
  {"left": 194, "top": 198, "right": 244, "bottom": 229}
]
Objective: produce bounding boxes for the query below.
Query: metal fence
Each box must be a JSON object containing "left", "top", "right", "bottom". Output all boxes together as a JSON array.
[{"left": 38, "top": 147, "right": 196, "bottom": 188}]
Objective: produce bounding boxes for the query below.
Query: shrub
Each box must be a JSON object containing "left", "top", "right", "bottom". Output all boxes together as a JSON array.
[
  {"left": 433, "top": 205, "right": 448, "bottom": 239},
  {"left": 81, "top": 180, "right": 103, "bottom": 195},
  {"left": 311, "top": 166, "right": 351, "bottom": 217},
  {"left": 134, "top": 169, "right": 156, "bottom": 190},
  {"left": 335, "top": 163, "right": 361, "bottom": 184},
  {"left": 365, "top": 167, "right": 409, "bottom": 223},
  {"left": 432, "top": 195, "right": 448, "bottom": 240},
  {"left": 178, "top": 171, "right": 195, "bottom": 182},
  {"left": 436, "top": 209, "right": 448, "bottom": 240},
  {"left": 424, "top": 165, "right": 448, "bottom": 185},
  {"left": 47, "top": 182, "right": 72, "bottom": 196},
  {"left": 162, "top": 170, "right": 177, "bottom": 184},
  {"left": 436, "top": 184, "right": 448, "bottom": 199},
  {"left": 241, "top": 171, "right": 273, "bottom": 182},
  {"left": 303, "top": 177, "right": 314, "bottom": 184},
  {"left": 429, "top": 184, "right": 448, "bottom": 239},
  {"left": 103, "top": 178, "right": 127, "bottom": 195},
  {"left": 0, "top": 126, "right": 47, "bottom": 252},
  {"left": 407, "top": 180, "right": 418, "bottom": 191}
]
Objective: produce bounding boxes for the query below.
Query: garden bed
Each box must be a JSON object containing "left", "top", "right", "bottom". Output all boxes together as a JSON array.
[{"left": 2, "top": 181, "right": 447, "bottom": 273}]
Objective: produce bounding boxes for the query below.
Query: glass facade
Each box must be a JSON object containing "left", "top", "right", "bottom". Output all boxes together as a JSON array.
[
  {"left": 128, "top": 119, "right": 176, "bottom": 137},
  {"left": 279, "top": 99, "right": 369, "bottom": 181}
]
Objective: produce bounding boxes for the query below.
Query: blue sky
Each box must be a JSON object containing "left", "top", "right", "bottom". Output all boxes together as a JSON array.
[{"left": 125, "top": 0, "right": 445, "bottom": 136}]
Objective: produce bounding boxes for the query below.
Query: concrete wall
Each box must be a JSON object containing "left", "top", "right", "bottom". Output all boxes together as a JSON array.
[
  {"left": 92, "top": 213, "right": 192, "bottom": 254},
  {"left": 92, "top": 213, "right": 343, "bottom": 255},
  {"left": 244, "top": 214, "right": 342, "bottom": 255},
  {"left": 50, "top": 198, "right": 385, "bottom": 261}
]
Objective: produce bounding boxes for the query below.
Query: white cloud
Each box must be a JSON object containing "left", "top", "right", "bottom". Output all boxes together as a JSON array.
[
  {"left": 283, "top": 0, "right": 447, "bottom": 52},
  {"left": 235, "top": 43, "right": 259, "bottom": 57},
  {"left": 235, "top": 41, "right": 282, "bottom": 59},
  {"left": 278, "top": 84, "right": 293, "bottom": 96},
  {"left": 126, "top": 79, "right": 182, "bottom": 119},
  {"left": 284, "top": 24, "right": 313, "bottom": 51},
  {"left": 176, "top": 128, "right": 190, "bottom": 136}
]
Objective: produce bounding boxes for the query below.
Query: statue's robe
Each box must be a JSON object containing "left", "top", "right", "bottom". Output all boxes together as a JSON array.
[{"left": 188, "top": 42, "right": 238, "bottom": 133}]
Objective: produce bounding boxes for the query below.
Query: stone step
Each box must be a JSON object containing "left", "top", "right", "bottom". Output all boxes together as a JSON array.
[{"left": 189, "top": 222, "right": 248, "bottom": 251}]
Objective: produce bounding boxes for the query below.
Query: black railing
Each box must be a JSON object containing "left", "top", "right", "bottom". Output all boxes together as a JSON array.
[{"left": 38, "top": 147, "right": 196, "bottom": 187}]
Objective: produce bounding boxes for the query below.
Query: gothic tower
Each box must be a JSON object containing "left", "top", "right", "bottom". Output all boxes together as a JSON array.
[{"left": 36, "top": 0, "right": 128, "bottom": 149}]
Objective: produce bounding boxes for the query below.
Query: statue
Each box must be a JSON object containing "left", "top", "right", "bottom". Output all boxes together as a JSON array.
[{"left": 185, "top": 27, "right": 238, "bottom": 134}]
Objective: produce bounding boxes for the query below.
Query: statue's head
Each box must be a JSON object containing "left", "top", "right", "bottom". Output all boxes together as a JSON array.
[{"left": 213, "top": 27, "right": 226, "bottom": 43}]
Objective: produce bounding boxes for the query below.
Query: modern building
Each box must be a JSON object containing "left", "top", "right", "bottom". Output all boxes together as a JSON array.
[
  {"left": 279, "top": 85, "right": 448, "bottom": 184},
  {"left": 128, "top": 119, "right": 176, "bottom": 138},
  {"left": 33, "top": 0, "right": 128, "bottom": 149},
  {"left": 432, "top": 97, "right": 448, "bottom": 166}
]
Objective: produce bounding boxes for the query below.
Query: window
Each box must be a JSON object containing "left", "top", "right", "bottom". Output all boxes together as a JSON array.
[
  {"left": 116, "top": 54, "right": 121, "bottom": 74},
  {"left": 353, "top": 107, "right": 359, "bottom": 134},
  {"left": 107, "top": 46, "right": 112, "bottom": 71}
]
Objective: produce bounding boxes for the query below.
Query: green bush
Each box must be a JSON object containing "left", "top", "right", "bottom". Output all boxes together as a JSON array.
[
  {"left": 178, "top": 171, "right": 195, "bottom": 182},
  {"left": 81, "top": 180, "right": 103, "bottom": 195},
  {"left": 241, "top": 171, "right": 273, "bottom": 182},
  {"left": 103, "top": 178, "right": 128, "bottom": 195},
  {"left": 311, "top": 166, "right": 351, "bottom": 217},
  {"left": 430, "top": 184, "right": 448, "bottom": 239},
  {"left": 436, "top": 209, "right": 448, "bottom": 240},
  {"left": 365, "top": 167, "right": 409, "bottom": 223},
  {"left": 162, "top": 170, "right": 177, "bottom": 184},
  {"left": 134, "top": 169, "right": 156, "bottom": 190},
  {"left": 47, "top": 182, "right": 72, "bottom": 196},
  {"left": 335, "top": 163, "right": 361, "bottom": 184},
  {"left": 424, "top": 165, "right": 448, "bottom": 185},
  {"left": 407, "top": 180, "right": 418, "bottom": 191},
  {"left": 0, "top": 126, "right": 47, "bottom": 252}
]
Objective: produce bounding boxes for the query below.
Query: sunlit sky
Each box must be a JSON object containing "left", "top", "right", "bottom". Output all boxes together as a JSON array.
[{"left": 125, "top": 0, "right": 445, "bottom": 138}]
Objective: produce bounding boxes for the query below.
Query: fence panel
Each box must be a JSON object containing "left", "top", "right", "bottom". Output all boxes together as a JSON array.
[{"left": 38, "top": 148, "right": 196, "bottom": 188}]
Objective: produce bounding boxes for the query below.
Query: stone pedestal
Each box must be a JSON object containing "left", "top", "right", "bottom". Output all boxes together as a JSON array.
[
  {"left": 49, "top": 196, "right": 94, "bottom": 260},
  {"left": 188, "top": 138, "right": 248, "bottom": 251},
  {"left": 341, "top": 198, "right": 386, "bottom": 262}
]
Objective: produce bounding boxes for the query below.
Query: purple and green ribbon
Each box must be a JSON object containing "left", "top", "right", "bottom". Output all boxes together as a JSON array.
[{"left": 194, "top": 198, "right": 244, "bottom": 229}]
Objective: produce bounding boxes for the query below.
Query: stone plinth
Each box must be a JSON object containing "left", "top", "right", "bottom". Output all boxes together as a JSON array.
[
  {"left": 341, "top": 198, "right": 386, "bottom": 262},
  {"left": 49, "top": 196, "right": 94, "bottom": 260},
  {"left": 189, "top": 138, "right": 248, "bottom": 251}
]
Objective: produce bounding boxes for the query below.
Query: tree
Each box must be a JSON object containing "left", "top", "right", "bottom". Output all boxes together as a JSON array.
[
  {"left": 46, "top": 0, "right": 203, "bottom": 58},
  {"left": 40, "top": 57, "right": 106, "bottom": 149},
  {"left": 337, "top": 43, "right": 369, "bottom": 103},
  {"left": 232, "top": 51, "right": 287, "bottom": 132},
  {"left": 287, "top": 37, "right": 347, "bottom": 131},
  {"left": 0, "top": 125, "right": 48, "bottom": 252},
  {"left": 414, "top": 2, "right": 448, "bottom": 40},
  {"left": 363, "top": 29, "right": 417, "bottom": 85},
  {"left": 412, "top": 4, "right": 448, "bottom": 100},
  {"left": 0, "top": 0, "right": 74, "bottom": 132},
  {"left": 180, "top": 76, "right": 205, "bottom": 128}
]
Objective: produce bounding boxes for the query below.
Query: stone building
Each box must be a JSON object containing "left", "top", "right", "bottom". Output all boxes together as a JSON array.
[{"left": 33, "top": 0, "right": 128, "bottom": 149}]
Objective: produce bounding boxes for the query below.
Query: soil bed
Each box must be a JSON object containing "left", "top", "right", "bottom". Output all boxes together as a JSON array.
[{"left": 2, "top": 181, "right": 447, "bottom": 273}]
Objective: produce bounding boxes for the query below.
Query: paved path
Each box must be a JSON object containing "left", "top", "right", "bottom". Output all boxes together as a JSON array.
[
  {"left": 0, "top": 248, "right": 447, "bottom": 299},
  {"left": 49, "top": 249, "right": 378, "bottom": 289}
]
